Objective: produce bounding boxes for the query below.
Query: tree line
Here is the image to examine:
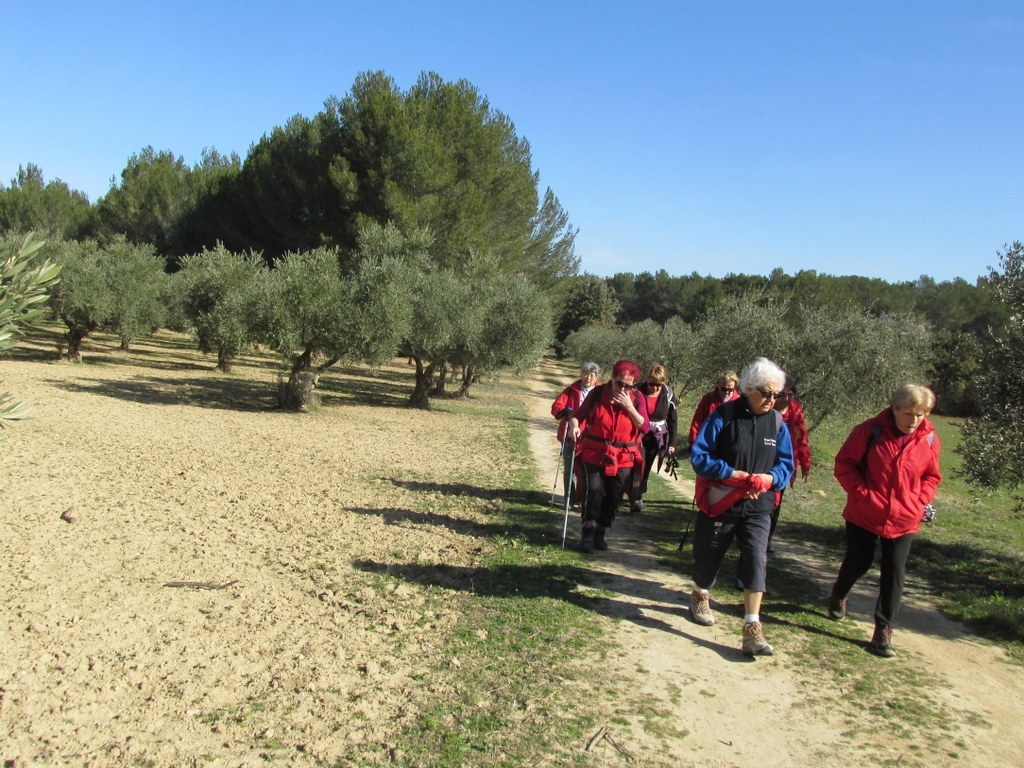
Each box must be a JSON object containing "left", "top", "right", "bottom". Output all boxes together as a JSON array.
[{"left": 554, "top": 267, "right": 1004, "bottom": 419}]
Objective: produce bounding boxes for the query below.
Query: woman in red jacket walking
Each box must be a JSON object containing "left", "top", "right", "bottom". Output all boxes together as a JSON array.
[
  {"left": 828, "top": 383, "right": 942, "bottom": 657},
  {"left": 568, "top": 360, "right": 650, "bottom": 553},
  {"left": 767, "top": 376, "right": 811, "bottom": 550}
]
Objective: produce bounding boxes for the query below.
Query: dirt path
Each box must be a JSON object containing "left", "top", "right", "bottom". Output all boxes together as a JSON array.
[{"left": 525, "top": 358, "right": 1023, "bottom": 768}]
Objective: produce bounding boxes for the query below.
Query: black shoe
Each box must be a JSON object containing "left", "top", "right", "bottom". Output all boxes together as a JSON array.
[
  {"left": 578, "top": 529, "right": 595, "bottom": 554},
  {"left": 631, "top": 499, "right": 644, "bottom": 514},
  {"left": 594, "top": 528, "right": 608, "bottom": 551},
  {"left": 828, "top": 592, "right": 847, "bottom": 621}
]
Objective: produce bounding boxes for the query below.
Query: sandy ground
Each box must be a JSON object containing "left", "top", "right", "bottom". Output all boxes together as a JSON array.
[
  {"left": 524, "top": 357, "right": 1024, "bottom": 768},
  {"left": 1, "top": 331, "right": 509, "bottom": 767},
  {"left": 2, "top": 333, "right": 1022, "bottom": 767}
]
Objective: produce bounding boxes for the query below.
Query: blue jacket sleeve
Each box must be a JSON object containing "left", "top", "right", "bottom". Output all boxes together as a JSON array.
[
  {"left": 771, "top": 424, "right": 796, "bottom": 490},
  {"left": 690, "top": 409, "right": 732, "bottom": 480}
]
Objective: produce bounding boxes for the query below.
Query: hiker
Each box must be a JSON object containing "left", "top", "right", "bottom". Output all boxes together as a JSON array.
[
  {"left": 827, "top": 383, "right": 942, "bottom": 658},
  {"left": 688, "top": 357, "right": 795, "bottom": 657},
  {"left": 687, "top": 370, "right": 740, "bottom": 450},
  {"left": 631, "top": 364, "right": 678, "bottom": 513},
  {"left": 551, "top": 362, "right": 601, "bottom": 504},
  {"left": 567, "top": 360, "right": 650, "bottom": 554},
  {"left": 767, "top": 375, "right": 811, "bottom": 551}
]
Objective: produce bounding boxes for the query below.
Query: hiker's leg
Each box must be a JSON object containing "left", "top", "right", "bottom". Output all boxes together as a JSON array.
[
  {"left": 832, "top": 521, "right": 877, "bottom": 599},
  {"left": 875, "top": 532, "right": 915, "bottom": 628},
  {"left": 692, "top": 512, "right": 738, "bottom": 590}
]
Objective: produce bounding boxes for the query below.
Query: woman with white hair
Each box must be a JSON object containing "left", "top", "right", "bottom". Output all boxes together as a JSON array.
[{"left": 689, "top": 357, "right": 795, "bottom": 657}]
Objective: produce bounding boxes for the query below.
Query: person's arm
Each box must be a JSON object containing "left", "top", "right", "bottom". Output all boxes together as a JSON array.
[
  {"left": 551, "top": 384, "right": 576, "bottom": 420},
  {"left": 569, "top": 384, "right": 600, "bottom": 440},
  {"left": 767, "top": 424, "right": 796, "bottom": 490},
  {"left": 834, "top": 422, "right": 870, "bottom": 494},
  {"left": 690, "top": 410, "right": 731, "bottom": 480},
  {"left": 919, "top": 430, "right": 942, "bottom": 505},
  {"left": 688, "top": 394, "right": 710, "bottom": 447}
]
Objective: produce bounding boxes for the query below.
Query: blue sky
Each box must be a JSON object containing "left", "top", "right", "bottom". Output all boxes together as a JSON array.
[{"left": 2, "top": 1, "right": 1021, "bottom": 284}]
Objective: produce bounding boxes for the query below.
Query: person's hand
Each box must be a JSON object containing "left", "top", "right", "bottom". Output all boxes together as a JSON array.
[
  {"left": 569, "top": 417, "right": 581, "bottom": 441},
  {"left": 611, "top": 389, "right": 635, "bottom": 412},
  {"left": 667, "top": 446, "right": 676, "bottom": 455},
  {"left": 801, "top": 467, "right": 811, "bottom": 483},
  {"left": 730, "top": 470, "right": 749, "bottom": 480}
]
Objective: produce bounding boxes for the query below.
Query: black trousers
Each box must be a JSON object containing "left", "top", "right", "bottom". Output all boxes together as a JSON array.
[
  {"left": 833, "top": 521, "right": 916, "bottom": 629},
  {"left": 692, "top": 507, "right": 771, "bottom": 593},
  {"left": 581, "top": 461, "right": 632, "bottom": 529}
]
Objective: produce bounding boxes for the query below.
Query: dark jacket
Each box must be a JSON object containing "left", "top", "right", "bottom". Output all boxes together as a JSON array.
[
  {"left": 691, "top": 398, "right": 795, "bottom": 514},
  {"left": 637, "top": 381, "right": 678, "bottom": 450}
]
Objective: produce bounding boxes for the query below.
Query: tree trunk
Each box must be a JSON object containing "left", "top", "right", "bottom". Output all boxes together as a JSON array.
[
  {"left": 431, "top": 360, "right": 448, "bottom": 397},
  {"left": 409, "top": 357, "right": 436, "bottom": 409},
  {"left": 64, "top": 330, "right": 86, "bottom": 362},
  {"left": 279, "top": 347, "right": 319, "bottom": 411},
  {"left": 455, "top": 364, "right": 476, "bottom": 398},
  {"left": 217, "top": 347, "right": 233, "bottom": 373}
]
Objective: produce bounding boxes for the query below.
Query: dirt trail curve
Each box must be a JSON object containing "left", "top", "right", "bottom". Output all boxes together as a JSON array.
[{"left": 524, "top": 359, "right": 1023, "bottom": 768}]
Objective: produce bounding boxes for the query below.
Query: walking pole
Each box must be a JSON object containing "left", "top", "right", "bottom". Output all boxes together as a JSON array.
[
  {"left": 561, "top": 446, "right": 577, "bottom": 549},
  {"left": 678, "top": 498, "right": 697, "bottom": 551},
  {"left": 550, "top": 431, "right": 567, "bottom": 504}
]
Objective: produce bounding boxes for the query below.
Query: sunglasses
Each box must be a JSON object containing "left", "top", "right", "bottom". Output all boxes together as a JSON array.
[
  {"left": 717, "top": 386, "right": 736, "bottom": 393},
  {"left": 613, "top": 379, "right": 634, "bottom": 390},
  {"left": 756, "top": 387, "right": 782, "bottom": 400}
]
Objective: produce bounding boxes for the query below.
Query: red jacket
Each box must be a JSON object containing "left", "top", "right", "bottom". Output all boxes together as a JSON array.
[
  {"left": 834, "top": 409, "right": 942, "bottom": 538},
  {"left": 551, "top": 379, "right": 597, "bottom": 442},
  {"left": 688, "top": 388, "right": 739, "bottom": 447},
  {"left": 575, "top": 383, "right": 650, "bottom": 471},
  {"left": 780, "top": 398, "right": 811, "bottom": 481}
]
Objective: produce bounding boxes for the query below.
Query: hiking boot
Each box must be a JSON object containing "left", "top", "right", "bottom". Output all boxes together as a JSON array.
[
  {"left": 632, "top": 499, "right": 644, "bottom": 514},
  {"left": 742, "top": 621, "right": 774, "bottom": 657},
  {"left": 690, "top": 590, "right": 715, "bottom": 626},
  {"left": 578, "top": 529, "right": 595, "bottom": 554},
  {"left": 828, "top": 592, "right": 848, "bottom": 621},
  {"left": 593, "top": 528, "right": 608, "bottom": 551},
  {"left": 869, "top": 624, "right": 895, "bottom": 658}
]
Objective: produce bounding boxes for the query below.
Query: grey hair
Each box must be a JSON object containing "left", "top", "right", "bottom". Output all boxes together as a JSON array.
[
  {"left": 739, "top": 357, "right": 786, "bottom": 392},
  {"left": 580, "top": 361, "right": 601, "bottom": 376}
]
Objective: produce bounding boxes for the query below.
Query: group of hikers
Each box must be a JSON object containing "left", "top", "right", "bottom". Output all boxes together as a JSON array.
[{"left": 551, "top": 357, "right": 942, "bottom": 659}]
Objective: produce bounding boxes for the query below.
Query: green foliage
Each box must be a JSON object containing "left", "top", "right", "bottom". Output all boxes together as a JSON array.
[
  {"left": 97, "top": 147, "right": 195, "bottom": 254},
  {"left": 0, "top": 164, "right": 93, "bottom": 239},
  {"left": 0, "top": 232, "right": 62, "bottom": 431},
  {"left": 97, "top": 146, "right": 242, "bottom": 263},
  {"left": 261, "top": 223, "right": 420, "bottom": 409},
  {"left": 102, "top": 236, "right": 168, "bottom": 350},
  {"left": 605, "top": 267, "right": 1000, "bottom": 416},
  {"left": 46, "top": 239, "right": 113, "bottom": 359},
  {"left": 178, "top": 243, "right": 266, "bottom": 370},
  {"left": 566, "top": 289, "right": 932, "bottom": 426},
  {"left": 554, "top": 273, "right": 619, "bottom": 349},
  {"left": 958, "top": 241, "right": 1024, "bottom": 493},
  {"left": 403, "top": 254, "right": 552, "bottom": 407}
]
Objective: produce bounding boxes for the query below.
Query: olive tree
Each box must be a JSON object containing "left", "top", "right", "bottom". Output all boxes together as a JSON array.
[
  {"left": 102, "top": 235, "right": 168, "bottom": 350},
  {"left": 958, "top": 241, "right": 1024, "bottom": 491},
  {"left": 47, "top": 239, "right": 112, "bottom": 360},
  {"left": 179, "top": 244, "right": 266, "bottom": 371},
  {"left": 261, "top": 224, "right": 418, "bottom": 410},
  {"left": 1, "top": 232, "right": 61, "bottom": 430}
]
